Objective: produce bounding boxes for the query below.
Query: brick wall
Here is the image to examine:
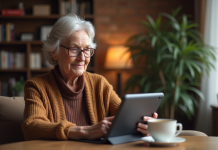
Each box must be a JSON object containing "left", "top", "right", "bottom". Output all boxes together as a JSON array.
[{"left": 94, "top": 0, "right": 195, "bottom": 97}]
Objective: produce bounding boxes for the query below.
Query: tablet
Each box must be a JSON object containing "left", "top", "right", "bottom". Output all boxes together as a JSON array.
[{"left": 74, "top": 92, "right": 164, "bottom": 145}]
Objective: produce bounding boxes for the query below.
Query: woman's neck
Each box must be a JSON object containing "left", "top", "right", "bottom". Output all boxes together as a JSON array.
[{"left": 58, "top": 67, "right": 80, "bottom": 91}]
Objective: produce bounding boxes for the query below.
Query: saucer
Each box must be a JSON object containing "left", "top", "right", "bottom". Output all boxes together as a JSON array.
[{"left": 141, "top": 136, "right": 186, "bottom": 147}]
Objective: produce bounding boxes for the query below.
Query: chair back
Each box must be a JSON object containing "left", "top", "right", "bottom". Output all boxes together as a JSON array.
[{"left": 0, "top": 96, "right": 25, "bottom": 145}]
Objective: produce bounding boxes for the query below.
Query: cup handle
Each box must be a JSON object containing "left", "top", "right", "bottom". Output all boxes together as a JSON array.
[{"left": 174, "top": 123, "right": 183, "bottom": 137}]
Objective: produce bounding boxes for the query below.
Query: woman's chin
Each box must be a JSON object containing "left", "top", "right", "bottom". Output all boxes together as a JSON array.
[{"left": 72, "top": 70, "right": 84, "bottom": 77}]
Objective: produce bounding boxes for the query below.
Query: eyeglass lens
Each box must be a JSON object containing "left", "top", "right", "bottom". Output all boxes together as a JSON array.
[{"left": 69, "top": 48, "right": 94, "bottom": 57}]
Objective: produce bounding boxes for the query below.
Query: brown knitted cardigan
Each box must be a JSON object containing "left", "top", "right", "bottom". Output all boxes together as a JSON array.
[{"left": 22, "top": 70, "right": 121, "bottom": 140}]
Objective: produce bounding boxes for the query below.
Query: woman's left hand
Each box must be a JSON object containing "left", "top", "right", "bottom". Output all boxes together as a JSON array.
[{"left": 137, "top": 112, "right": 158, "bottom": 136}]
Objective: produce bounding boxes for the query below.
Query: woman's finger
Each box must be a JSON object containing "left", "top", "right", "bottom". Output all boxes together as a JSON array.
[
  {"left": 143, "top": 112, "right": 158, "bottom": 121},
  {"left": 137, "top": 123, "right": 150, "bottom": 136},
  {"left": 153, "top": 112, "right": 158, "bottom": 119},
  {"left": 102, "top": 119, "right": 112, "bottom": 127},
  {"left": 104, "top": 116, "right": 115, "bottom": 121},
  {"left": 137, "top": 128, "right": 149, "bottom": 136},
  {"left": 104, "top": 122, "right": 110, "bottom": 130},
  {"left": 143, "top": 116, "right": 155, "bottom": 121},
  {"left": 137, "top": 123, "right": 148, "bottom": 130}
]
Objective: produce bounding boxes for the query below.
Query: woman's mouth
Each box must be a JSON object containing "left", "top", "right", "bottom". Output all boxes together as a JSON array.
[{"left": 72, "top": 64, "right": 84, "bottom": 67}]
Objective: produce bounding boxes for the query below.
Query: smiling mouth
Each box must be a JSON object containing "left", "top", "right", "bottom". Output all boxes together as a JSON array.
[{"left": 72, "top": 64, "right": 84, "bottom": 66}]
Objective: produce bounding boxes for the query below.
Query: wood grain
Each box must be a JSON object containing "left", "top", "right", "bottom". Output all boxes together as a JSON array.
[{"left": 0, "top": 136, "right": 218, "bottom": 150}]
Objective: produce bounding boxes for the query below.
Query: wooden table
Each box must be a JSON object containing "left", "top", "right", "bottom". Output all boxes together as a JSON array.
[{"left": 0, "top": 136, "right": 218, "bottom": 150}]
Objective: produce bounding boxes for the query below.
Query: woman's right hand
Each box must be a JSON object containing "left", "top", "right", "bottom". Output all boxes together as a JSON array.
[{"left": 69, "top": 116, "right": 114, "bottom": 140}]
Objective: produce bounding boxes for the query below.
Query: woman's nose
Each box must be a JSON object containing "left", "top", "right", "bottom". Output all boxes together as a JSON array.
[{"left": 77, "top": 51, "right": 85, "bottom": 60}]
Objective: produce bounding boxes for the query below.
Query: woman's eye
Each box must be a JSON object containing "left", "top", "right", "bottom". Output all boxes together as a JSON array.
[{"left": 70, "top": 48, "right": 78, "bottom": 51}]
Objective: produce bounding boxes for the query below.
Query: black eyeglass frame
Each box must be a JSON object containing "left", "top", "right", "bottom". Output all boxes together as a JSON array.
[{"left": 60, "top": 44, "right": 95, "bottom": 58}]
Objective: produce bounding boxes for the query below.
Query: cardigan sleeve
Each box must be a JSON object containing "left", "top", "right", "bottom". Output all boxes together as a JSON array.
[
  {"left": 98, "top": 75, "right": 121, "bottom": 116},
  {"left": 22, "top": 80, "right": 76, "bottom": 140},
  {"left": 108, "top": 87, "right": 122, "bottom": 116}
]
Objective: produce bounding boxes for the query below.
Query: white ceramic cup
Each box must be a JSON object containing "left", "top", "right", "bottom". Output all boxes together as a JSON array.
[{"left": 147, "top": 119, "right": 183, "bottom": 142}]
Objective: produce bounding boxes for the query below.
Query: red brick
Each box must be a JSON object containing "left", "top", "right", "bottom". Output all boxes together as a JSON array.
[
  {"left": 128, "top": 24, "right": 139, "bottom": 30},
  {"left": 131, "top": 0, "right": 150, "bottom": 7},
  {"left": 108, "top": 24, "right": 119, "bottom": 31},
  {"left": 129, "top": 31, "right": 143, "bottom": 36},
  {"left": 111, "top": 32, "right": 130, "bottom": 39},
  {"left": 157, "top": 8, "right": 171, "bottom": 14},
  {"left": 112, "top": 0, "right": 129, "bottom": 7},
  {"left": 106, "top": 36, "right": 130, "bottom": 45},
  {"left": 96, "top": 8, "right": 116, "bottom": 15},
  {"left": 96, "top": 32, "right": 111, "bottom": 40},
  {"left": 96, "top": 24, "right": 109, "bottom": 31},
  {"left": 120, "top": 8, "right": 136, "bottom": 15},
  {"left": 118, "top": 23, "right": 139, "bottom": 32},
  {"left": 170, "top": 0, "right": 183, "bottom": 7},
  {"left": 139, "top": 9, "right": 158, "bottom": 15},
  {"left": 117, "top": 24, "right": 128, "bottom": 32},
  {"left": 151, "top": 0, "right": 169, "bottom": 7},
  {"left": 96, "top": 24, "right": 119, "bottom": 32},
  {"left": 95, "top": 0, "right": 111, "bottom": 7},
  {"left": 95, "top": 16, "right": 111, "bottom": 24},
  {"left": 128, "top": 16, "right": 146, "bottom": 23},
  {"left": 112, "top": 16, "right": 126, "bottom": 23},
  {"left": 118, "top": 24, "right": 128, "bottom": 30}
]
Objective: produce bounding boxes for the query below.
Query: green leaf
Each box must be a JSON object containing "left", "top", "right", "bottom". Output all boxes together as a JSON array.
[
  {"left": 172, "top": 6, "right": 182, "bottom": 17},
  {"left": 159, "top": 93, "right": 172, "bottom": 108},
  {"left": 184, "top": 86, "right": 205, "bottom": 100},
  {"left": 185, "top": 23, "right": 198, "bottom": 30},
  {"left": 143, "top": 81, "right": 152, "bottom": 93},
  {"left": 189, "top": 60, "right": 202, "bottom": 73},
  {"left": 181, "top": 15, "right": 188, "bottom": 30},
  {"left": 179, "top": 59, "right": 184, "bottom": 75},
  {"left": 146, "top": 15, "right": 156, "bottom": 30},
  {"left": 174, "top": 86, "right": 180, "bottom": 104},
  {"left": 151, "top": 36, "right": 157, "bottom": 47},
  {"left": 173, "top": 47, "right": 180, "bottom": 59},
  {"left": 178, "top": 104, "right": 192, "bottom": 120},
  {"left": 185, "top": 61, "right": 195, "bottom": 77},
  {"left": 125, "top": 75, "right": 141, "bottom": 92},
  {"left": 156, "top": 15, "right": 161, "bottom": 29},
  {"left": 139, "top": 76, "right": 148, "bottom": 87},
  {"left": 180, "top": 93, "right": 194, "bottom": 115}
]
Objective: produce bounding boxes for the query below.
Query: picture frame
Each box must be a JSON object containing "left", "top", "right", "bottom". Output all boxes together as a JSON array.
[
  {"left": 40, "top": 25, "right": 53, "bottom": 41},
  {"left": 20, "top": 32, "right": 35, "bottom": 41}
]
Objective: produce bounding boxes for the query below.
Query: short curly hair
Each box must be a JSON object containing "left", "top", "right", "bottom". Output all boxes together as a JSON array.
[{"left": 42, "top": 13, "right": 96, "bottom": 66}]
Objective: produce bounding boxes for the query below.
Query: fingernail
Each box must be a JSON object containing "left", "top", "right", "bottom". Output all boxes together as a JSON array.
[
  {"left": 138, "top": 123, "right": 141, "bottom": 127},
  {"left": 144, "top": 117, "right": 147, "bottom": 120}
]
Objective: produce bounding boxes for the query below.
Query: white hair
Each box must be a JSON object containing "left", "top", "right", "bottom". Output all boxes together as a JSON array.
[{"left": 42, "top": 13, "right": 96, "bottom": 66}]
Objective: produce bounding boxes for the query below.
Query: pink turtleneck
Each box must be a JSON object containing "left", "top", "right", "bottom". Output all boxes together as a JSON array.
[{"left": 53, "top": 65, "right": 91, "bottom": 126}]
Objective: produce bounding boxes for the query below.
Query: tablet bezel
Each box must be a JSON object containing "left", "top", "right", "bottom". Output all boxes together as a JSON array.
[{"left": 103, "top": 92, "right": 164, "bottom": 144}]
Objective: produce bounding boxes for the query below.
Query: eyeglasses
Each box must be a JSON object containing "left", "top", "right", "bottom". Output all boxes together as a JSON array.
[{"left": 60, "top": 45, "right": 95, "bottom": 58}]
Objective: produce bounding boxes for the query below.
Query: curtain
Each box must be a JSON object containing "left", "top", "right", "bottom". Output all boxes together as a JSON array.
[{"left": 195, "top": 0, "right": 218, "bottom": 136}]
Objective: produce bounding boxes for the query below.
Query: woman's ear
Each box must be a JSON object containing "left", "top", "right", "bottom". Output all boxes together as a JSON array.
[{"left": 50, "top": 51, "right": 57, "bottom": 60}]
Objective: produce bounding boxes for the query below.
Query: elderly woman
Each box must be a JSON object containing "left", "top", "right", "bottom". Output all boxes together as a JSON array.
[{"left": 22, "top": 14, "right": 157, "bottom": 141}]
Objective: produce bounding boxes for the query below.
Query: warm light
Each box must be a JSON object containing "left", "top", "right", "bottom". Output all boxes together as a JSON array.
[{"left": 104, "top": 46, "right": 133, "bottom": 69}]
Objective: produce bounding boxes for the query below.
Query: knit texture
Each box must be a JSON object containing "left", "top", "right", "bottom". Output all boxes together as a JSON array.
[
  {"left": 22, "top": 70, "right": 121, "bottom": 140},
  {"left": 53, "top": 66, "right": 91, "bottom": 126}
]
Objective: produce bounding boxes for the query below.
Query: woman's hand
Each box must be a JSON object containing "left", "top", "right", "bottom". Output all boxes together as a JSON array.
[
  {"left": 137, "top": 112, "right": 158, "bottom": 136},
  {"left": 69, "top": 116, "right": 114, "bottom": 140}
]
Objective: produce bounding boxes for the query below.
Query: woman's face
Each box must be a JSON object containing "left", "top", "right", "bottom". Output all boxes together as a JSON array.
[{"left": 54, "top": 30, "right": 91, "bottom": 78}]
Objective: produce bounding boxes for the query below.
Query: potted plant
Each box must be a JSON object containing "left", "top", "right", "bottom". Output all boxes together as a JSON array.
[
  {"left": 12, "top": 76, "right": 25, "bottom": 96},
  {"left": 125, "top": 7, "right": 216, "bottom": 120}
]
